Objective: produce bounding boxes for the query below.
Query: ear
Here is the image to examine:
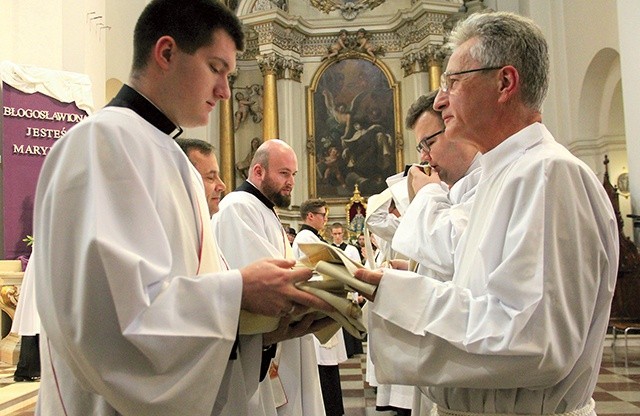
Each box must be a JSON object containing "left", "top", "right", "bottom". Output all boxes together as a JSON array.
[
  {"left": 252, "top": 163, "right": 265, "bottom": 180},
  {"left": 497, "top": 65, "right": 519, "bottom": 103},
  {"left": 153, "top": 36, "right": 176, "bottom": 70}
]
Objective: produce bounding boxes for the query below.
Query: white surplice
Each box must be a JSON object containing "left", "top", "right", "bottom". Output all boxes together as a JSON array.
[
  {"left": 293, "top": 229, "right": 348, "bottom": 366},
  {"left": 339, "top": 243, "right": 361, "bottom": 264},
  {"left": 363, "top": 193, "right": 415, "bottom": 412},
  {"left": 212, "top": 189, "right": 325, "bottom": 416},
  {"left": 369, "top": 123, "right": 618, "bottom": 414},
  {"left": 392, "top": 154, "right": 481, "bottom": 280},
  {"left": 11, "top": 260, "right": 40, "bottom": 336},
  {"left": 33, "top": 106, "right": 242, "bottom": 416}
]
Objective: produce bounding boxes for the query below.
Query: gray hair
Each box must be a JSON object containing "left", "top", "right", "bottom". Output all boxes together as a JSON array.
[{"left": 448, "top": 11, "right": 549, "bottom": 111}]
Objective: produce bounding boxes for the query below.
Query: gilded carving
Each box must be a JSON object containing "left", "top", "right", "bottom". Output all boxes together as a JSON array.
[
  {"left": 309, "top": 0, "right": 385, "bottom": 21},
  {"left": 0, "top": 285, "right": 19, "bottom": 311},
  {"left": 322, "top": 29, "right": 384, "bottom": 62},
  {"left": 257, "top": 53, "right": 286, "bottom": 78}
]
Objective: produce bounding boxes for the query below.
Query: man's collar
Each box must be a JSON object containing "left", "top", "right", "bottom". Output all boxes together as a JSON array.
[
  {"left": 106, "top": 84, "right": 183, "bottom": 138},
  {"left": 300, "top": 223, "right": 326, "bottom": 242},
  {"left": 235, "top": 181, "right": 275, "bottom": 212}
]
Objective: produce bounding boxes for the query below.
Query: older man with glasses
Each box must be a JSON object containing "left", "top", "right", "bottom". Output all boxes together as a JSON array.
[{"left": 356, "top": 11, "right": 618, "bottom": 416}]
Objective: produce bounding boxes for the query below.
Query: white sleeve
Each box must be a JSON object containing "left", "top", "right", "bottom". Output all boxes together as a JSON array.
[
  {"left": 365, "top": 198, "right": 400, "bottom": 243},
  {"left": 391, "top": 182, "right": 469, "bottom": 280},
  {"left": 370, "top": 160, "right": 618, "bottom": 390},
  {"left": 212, "top": 195, "right": 285, "bottom": 267},
  {"left": 34, "top": 117, "right": 241, "bottom": 416}
]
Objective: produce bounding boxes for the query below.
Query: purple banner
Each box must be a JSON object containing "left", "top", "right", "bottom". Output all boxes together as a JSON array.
[{"left": 2, "top": 82, "right": 87, "bottom": 259}]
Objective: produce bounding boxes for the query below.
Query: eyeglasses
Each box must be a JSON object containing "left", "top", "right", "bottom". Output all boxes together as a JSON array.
[
  {"left": 440, "top": 66, "right": 502, "bottom": 92},
  {"left": 416, "top": 129, "right": 445, "bottom": 154},
  {"left": 312, "top": 211, "right": 327, "bottom": 217}
]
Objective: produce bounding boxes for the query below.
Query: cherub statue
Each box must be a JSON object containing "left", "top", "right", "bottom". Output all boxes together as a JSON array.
[
  {"left": 323, "top": 29, "right": 350, "bottom": 61},
  {"left": 248, "top": 84, "right": 263, "bottom": 123},
  {"left": 234, "top": 91, "right": 253, "bottom": 130},
  {"left": 356, "top": 28, "right": 383, "bottom": 62}
]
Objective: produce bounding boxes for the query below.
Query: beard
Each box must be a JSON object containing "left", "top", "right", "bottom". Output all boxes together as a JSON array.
[
  {"left": 263, "top": 176, "right": 291, "bottom": 208},
  {"left": 271, "top": 192, "right": 291, "bottom": 208}
]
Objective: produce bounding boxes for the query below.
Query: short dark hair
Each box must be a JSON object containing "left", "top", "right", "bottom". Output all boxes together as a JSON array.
[
  {"left": 300, "top": 199, "right": 327, "bottom": 220},
  {"left": 175, "top": 138, "right": 214, "bottom": 155},
  {"left": 405, "top": 90, "right": 441, "bottom": 130},
  {"left": 331, "top": 222, "right": 344, "bottom": 231},
  {"left": 132, "top": 0, "right": 245, "bottom": 71}
]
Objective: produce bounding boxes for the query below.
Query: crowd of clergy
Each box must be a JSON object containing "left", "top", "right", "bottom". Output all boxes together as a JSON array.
[{"left": 11, "top": 1, "right": 619, "bottom": 416}]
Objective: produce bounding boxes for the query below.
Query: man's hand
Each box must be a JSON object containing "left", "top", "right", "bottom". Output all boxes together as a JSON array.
[
  {"left": 408, "top": 165, "right": 440, "bottom": 201},
  {"left": 262, "top": 314, "right": 335, "bottom": 346},
  {"left": 389, "top": 259, "right": 409, "bottom": 270},
  {"left": 240, "top": 258, "right": 332, "bottom": 316},
  {"left": 354, "top": 268, "right": 384, "bottom": 301}
]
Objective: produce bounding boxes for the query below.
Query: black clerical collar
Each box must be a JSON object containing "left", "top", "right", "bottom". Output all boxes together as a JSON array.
[
  {"left": 300, "top": 224, "right": 326, "bottom": 242},
  {"left": 235, "top": 181, "right": 276, "bottom": 212},
  {"left": 106, "top": 84, "right": 183, "bottom": 138},
  {"left": 333, "top": 242, "right": 348, "bottom": 251}
]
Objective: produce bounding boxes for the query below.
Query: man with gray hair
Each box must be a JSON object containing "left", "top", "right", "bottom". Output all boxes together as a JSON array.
[{"left": 356, "top": 11, "right": 617, "bottom": 416}]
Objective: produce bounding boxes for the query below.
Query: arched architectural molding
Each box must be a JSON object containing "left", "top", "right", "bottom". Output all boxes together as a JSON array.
[
  {"left": 571, "top": 48, "right": 631, "bottom": 237},
  {"left": 576, "top": 47, "right": 620, "bottom": 141},
  {"left": 604, "top": 81, "right": 624, "bottom": 138}
]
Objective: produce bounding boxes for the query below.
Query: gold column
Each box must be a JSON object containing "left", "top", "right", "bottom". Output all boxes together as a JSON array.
[
  {"left": 258, "top": 53, "right": 284, "bottom": 141},
  {"left": 428, "top": 61, "right": 442, "bottom": 92},
  {"left": 219, "top": 96, "right": 235, "bottom": 189},
  {"left": 262, "top": 72, "right": 279, "bottom": 140},
  {"left": 421, "top": 45, "right": 444, "bottom": 92}
]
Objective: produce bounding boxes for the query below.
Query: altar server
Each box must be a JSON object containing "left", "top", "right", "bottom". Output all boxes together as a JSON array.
[
  {"left": 355, "top": 11, "right": 618, "bottom": 416},
  {"left": 293, "top": 200, "right": 348, "bottom": 416},
  {"left": 212, "top": 139, "right": 328, "bottom": 416},
  {"left": 391, "top": 91, "right": 481, "bottom": 280},
  {"left": 32, "top": 2, "right": 328, "bottom": 415}
]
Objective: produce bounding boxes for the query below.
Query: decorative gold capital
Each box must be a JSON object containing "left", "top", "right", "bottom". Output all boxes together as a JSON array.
[{"left": 257, "top": 53, "right": 286, "bottom": 78}]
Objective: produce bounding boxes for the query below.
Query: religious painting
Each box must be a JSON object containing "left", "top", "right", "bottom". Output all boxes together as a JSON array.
[{"left": 307, "top": 57, "right": 402, "bottom": 202}]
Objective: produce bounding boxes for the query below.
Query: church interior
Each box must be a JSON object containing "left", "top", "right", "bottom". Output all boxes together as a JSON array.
[{"left": 1, "top": 0, "right": 640, "bottom": 414}]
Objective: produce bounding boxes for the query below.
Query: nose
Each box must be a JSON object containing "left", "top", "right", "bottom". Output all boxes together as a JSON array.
[
  {"left": 215, "top": 78, "right": 231, "bottom": 100},
  {"left": 216, "top": 178, "right": 226, "bottom": 192},
  {"left": 419, "top": 150, "right": 429, "bottom": 164},
  {"left": 434, "top": 89, "right": 448, "bottom": 111}
]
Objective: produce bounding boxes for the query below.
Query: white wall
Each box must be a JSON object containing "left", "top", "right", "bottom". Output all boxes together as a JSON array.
[{"left": 0, "top": 0, "right": 107, "bottom": 108}]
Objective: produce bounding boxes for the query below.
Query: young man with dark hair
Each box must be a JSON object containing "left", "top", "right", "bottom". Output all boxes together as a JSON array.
[{"left": 32, "top": 2, "right": 328, "bottom": 415}]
